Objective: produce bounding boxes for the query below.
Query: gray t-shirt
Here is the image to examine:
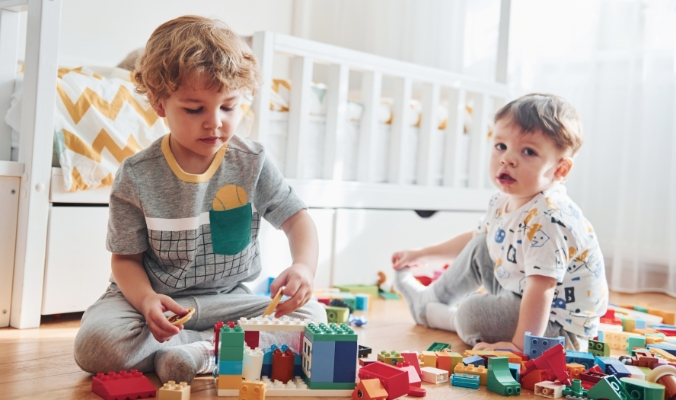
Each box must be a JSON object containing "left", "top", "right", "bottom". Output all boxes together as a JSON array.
[{"left": 106, "top": 134, "right": 306, "bottom": 295}]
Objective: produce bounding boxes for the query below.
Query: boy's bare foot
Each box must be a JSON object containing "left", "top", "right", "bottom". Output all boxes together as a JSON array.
[{"left": 394, "top": 268, "right": 439, "bottom": 326}]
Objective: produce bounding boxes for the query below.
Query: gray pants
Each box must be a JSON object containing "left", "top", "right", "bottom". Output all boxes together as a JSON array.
[
  {"left": 74, "top": 283, "right": 327, "bottom": 374},
  {"left": 431, "top": 234, "right": 584, "bottom": 350}
]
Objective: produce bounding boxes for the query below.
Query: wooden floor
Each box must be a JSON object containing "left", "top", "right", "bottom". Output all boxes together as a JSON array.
[{"left": 1, "top": 291, "right": 675, "bottom": 400}]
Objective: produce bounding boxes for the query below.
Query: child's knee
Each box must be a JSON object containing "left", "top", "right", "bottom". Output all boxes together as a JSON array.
[
  {"left": 454, "top": 301, "right": 483, "bottom": 346},
  {"left": 295, "top": 300, "right": 327, "bottom": 323},
  {"left": 74, "top": 320, "right": 139, "bottom": 373}
]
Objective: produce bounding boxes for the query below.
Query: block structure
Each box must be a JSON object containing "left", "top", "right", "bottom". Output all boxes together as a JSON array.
[
  {"left": 91, "top": 370, "right": 156, "bottom": 400},
  {"left": 301, "top": 323, "right": 358, "bottom": 390},
  {"left": 219, "top": 325, "right": 244, "bottom": 388}
]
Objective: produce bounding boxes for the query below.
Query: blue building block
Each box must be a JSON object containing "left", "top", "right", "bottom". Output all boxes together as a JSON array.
[
  {"left": 566, "top": 351, "right": 595, "bottom": 369},
  {"left": 509, "top": 363, "right": 521, "bottom": 382},
  {"left": 647, "top": 343, "right": 676, "bottom": 356},
  {"left": 607, "top": 364, "right": 631, "bottom": 379},
  {"left": 307, "top": 340, "right": 335, "bottom": 382},
  {"left": 355, "top": 294, "right": 369, "bottom": 311},
  {"left": 333, "top": 340, "right": 358, "bottom": 383},
  {"left": 294, "top": 350, "right": 302, "bottom": 377},
  {"left": 218, "top": 360, "right": 243, "bottom": 375},
  {"left": 452, "top": 373, "right": 480, "bottom": 389},
  {"left": 635, "top": 318, "right": 646, "bottom": 329},
  {"left": 463, "top": 355, "right": 485, "bottom": 367},
  {"left": 524, "top": 331, "right": 566, "bottom": 359}
]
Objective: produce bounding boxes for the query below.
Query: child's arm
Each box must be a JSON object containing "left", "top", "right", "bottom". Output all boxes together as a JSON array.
[
  {"left": 111, "top": 253, "right": 189, "bottom": 342},
  {"left": 270, "top": 209, "right": 318, "bottom": 317},
  {"left": 474, "top": 274, "right": 558, "bottom": 352},
  {"left": 392, "top": 230, "right": 476, "bottom": 270}
]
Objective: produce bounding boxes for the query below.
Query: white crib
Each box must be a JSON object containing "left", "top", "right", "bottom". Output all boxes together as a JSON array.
[{"left": 0, "top": 0, "right": 511, "bottom": 328}]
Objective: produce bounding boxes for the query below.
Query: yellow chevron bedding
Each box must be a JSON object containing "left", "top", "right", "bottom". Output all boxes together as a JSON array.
[{"left": 51, "top": 67, "right": 169, "bottom": 191}]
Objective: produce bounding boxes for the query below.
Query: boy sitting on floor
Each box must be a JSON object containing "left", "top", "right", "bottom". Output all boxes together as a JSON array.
[{"left": 392, "top": 93, "right": 608, "bottom": 351}]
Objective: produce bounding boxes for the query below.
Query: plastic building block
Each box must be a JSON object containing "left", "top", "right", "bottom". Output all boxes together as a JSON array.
[
  {"left": 262, "top": 286, "right": 285, "bottom": 317},
  {"left": 220, "top": 345, "right": 244, "bottom": 361},
  {"left": 566, "top": 363, "right": 586, "bottom": 380},
  {"left": 447, "top": 351, "right": 463, "bottom": 372},
  {"left": 624, "top": 365, "right": 645, "bottom": 380},
  {"left": 244, "top": 330, "right": 260, "bottom": 349},
  {"left": 534, "top": 381, "right": 564, "bottom": 398},
  {"left": 650, "top": 347, "right": 676, "bottom": 362},
  {"left": 167, "top": 307, "right": 195, "bottom": 326},
  {"left": 648, "top": 343, "right": 676, "bottom": 357},
  {"left": 453, "top": 364, "right": 488, "bottom": 385},
  {"left": 607, "top": 364, "right": 631, "bottom": 379},
  {"left": 359, "top": 345, "right": 373, "bottom": 358},
  {"left": 304, "top": 339, "right": 335, "bottom": 383},
  {"left": 589, "top": 339, "right": 611, "bottom": 357},
  {"left": 396, "top": 362, "right": 421, "bottom": 387},
  {"left": 407, "top": 386, "right": 426, "bottom": 397},
  {"left": 238, "top": 316, "right": 311, "bottom": 332},
  {"left": 487, "top": 357, "right": 521, "bottom": 396},
  {"left": 401, "top": 352, "right": 422, "bottom": 377},
  {"left": 508, "top": 363, "right": 520, "bottom": 382},
  {"left": 355, "top": 294, "right": 370, "bottom": 311},
  {"left": 420, "top": 366, "right": 449, "bottom": 384},
  {"left": 620, "top": 377, "right": 665, "bottom": 400},
  {"left": 243, "top": 347, "right": 264, "bottom": 381},
  {"left": 562, "top": 379, "right": 588, "bottom": 398},
  {"left": 427, "top": 342, "right": 450, "bottom": 352},
  {"left": 272, "top": 347, "right": 295, "bottom": 383},
  {"left": 359, "top": 359, "right": 377, "bottom": 367},
  {"left": 157, "top": 381, "right": 190, "bottom": 400},
  {"left": 566, "top": 351, "right": 596, "bottom": 369},
  {"left": 524, "top": 332, "right": 566, "bottom": 359},
  {"left": 217, "top": 375, "right": 353, "bottom": 397},
  {"left": 586, "top": 375, "right": 630, "bottom": 400},
  {"left": 604, "top": 331, "right": 643, "bottom": 351},
  {"left": 377, "top": 350, "right": 403, "bottom": 366},
  {"left": 451, "top": 373, "right": 480, "bottom": 389},
  {"left": 647, "top": 365, "right": 676, "bottom": 400},
  {"left": 239, "top": 381, "right": 266, "bottom": 400},
  {"left": 325, "top": 306, "right": 350, "bottom": 324},
  {"left": 218, "top": 374, "right": 243, "bottom": 390},
  {"left": 358, "top": 361, "right": 408, "bottom": 400},
  {"left": 92, "top": 370, "right": 156, "bottom": 400},
  {"left": 627, "top": 336, "right": 647, "bottom": 353},
  {"left": 333, "top": 284, "right": 379, "bottom": 297},
  {"left": 333, "top": 340, "right": 358, "bottom": 383},
  {"left": 219, "top": 360, "right": 243, "bottom": 375},
  {"left": 463, "top": 355, "right": 485, "bottom": 367},
  {"left": 304, "top": 323, "right": 358, "bottom": 342},
  {"left": 522, "top": 344, "right": 571, "bottom": 386},
  {"left": 435, "top": 351, "right": 451, "bottom": 373},
  {"left": 220, "top": 325, "right": 245, "bottom": 347},
  {"left": 419, "top": 351, "right": 436, "bottom": 368},
  {"left": 352, "top": 379, "right": 388, "bottom": 400},
  {"left": 521, "top": 369, "right": 550, "bottom": 391}
]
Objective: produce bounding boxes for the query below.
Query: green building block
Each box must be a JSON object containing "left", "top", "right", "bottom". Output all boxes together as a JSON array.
[
  {"left": 589, "top": 339, "right": 610, "bottom": 357},
  {"left": 487, "top": 357, "right": 521, "bottom": 396},
  {"left": 620, "top": 378, "right": 665, "bottom": 400},
  {"left": 447, "top": 351, "right": 463, "bottom": 371},
  {"left": 219, "top": 325, "right": 244, "bottom": 348},
  {"left": 219, "top": 345, "right": 244, "bottom": 361},
  {"left": 563, "top": 379, "right": 588, "bottom": 398},
  {"left": 626, "top": 336, "right": 647, "bottom": 353},
  {"left": 587, "top": 376, "right": 630, "bottom": 400},
  {"left": 377, "top": 350, "right": 404, "bottom": 366},
  {"left": 301, "top": 377, "right": 356, "bottom": 390},
  {"left": 333, "top": 285, "right": 380, "bottom": 297},
  {"left": 325, "top": 306, "right": 349, "bottom": 324},
  {"left": 427, "top": 342, "right": 451, "bottom": 352},
  {"left": 304, "top": 323, "right": 358, "bottom": 342},
  {"left": 634, "top": 306, "right": 649, "bottom": 313}
]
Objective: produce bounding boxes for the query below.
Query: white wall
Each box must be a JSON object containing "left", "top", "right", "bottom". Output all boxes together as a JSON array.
[{"left": 17, "top": 0, "right": 294, "bottom": 67}]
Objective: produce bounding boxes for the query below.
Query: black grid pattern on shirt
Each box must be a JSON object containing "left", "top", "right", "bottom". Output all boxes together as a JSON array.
[{"left": 144, "top": 213, "right": 260, "bottom": 289}]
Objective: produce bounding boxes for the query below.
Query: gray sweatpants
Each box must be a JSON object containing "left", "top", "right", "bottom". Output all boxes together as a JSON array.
[
  {"left": 74, "top": 283, "right": 327, "bottom": 374},
  {"left": 431, "top": 234, "right": 585, "bottom": 351}
]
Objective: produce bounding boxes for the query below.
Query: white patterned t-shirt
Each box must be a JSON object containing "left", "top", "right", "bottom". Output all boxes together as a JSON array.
[{"left": 477, "top": 185, "right": 608, "bottom": 338}]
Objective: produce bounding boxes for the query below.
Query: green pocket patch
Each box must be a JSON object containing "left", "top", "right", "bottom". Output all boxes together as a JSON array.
[{"left": 209, "top": 203, "right": 252, "bottom": 255}]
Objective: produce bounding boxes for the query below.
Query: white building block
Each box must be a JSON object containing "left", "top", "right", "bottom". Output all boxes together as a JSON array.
[
  {"left": 216, "top": 376, "right": 353, "bottom": 397},
  {"left": 625, "top": 365, "right": 645, "bottom": 380},
  {"left": 534, "top": 381, "right": 564, "bottom": 398},
  {"left": 421, "top": 366, "right": 449, "bottom": 384},
  {"left": 243, "top": 347, "right": 264, "bottom": 381},
  {"left": 238, "top": 316, "right": 313, "bottom": 332}
]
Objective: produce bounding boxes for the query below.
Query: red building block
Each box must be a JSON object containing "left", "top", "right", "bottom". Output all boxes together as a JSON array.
[
  {"left": 244, "top": 331, "right": 260, "bottom": 349},
  {"left": 396, "top": 362, "right": 421, "bottom": 387},
  {"left": 521, "top": 369, "right": 549, "bottom": 391},
  {"left": 522, "top": 344, "right": 571, "bottom": 386},
  {"left": 92, "top": 370, "right": 156, "bottom": 400},
  {"left": 358, "top": 361, "right": 408, "bottom": 400},
  {"left": 214, "top": 321, "right": 225, "bottom": 357},
  {"left": 271, "top": 347, "right": 294, "bottom": 383},
  {"left": 401, "top": 352, "right": 422, "bottom": 377}
]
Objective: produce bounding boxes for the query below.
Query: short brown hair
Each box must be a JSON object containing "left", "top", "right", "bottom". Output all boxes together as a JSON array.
[
  {"left": 134, "top": 15, "right": 261, "bottom": 106},
  {"left": 494, "top": 93, "right": 584, "bottom": 157}
]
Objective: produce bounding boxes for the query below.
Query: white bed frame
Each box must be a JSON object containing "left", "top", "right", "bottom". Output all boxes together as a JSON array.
[{"left": 0, "top": 0, "right": 512, "bottom": 328}]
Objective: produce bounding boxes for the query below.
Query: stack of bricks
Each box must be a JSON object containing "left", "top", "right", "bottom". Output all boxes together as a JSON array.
[
  {"left": 218, "top": 324, "right": 244, "bottom": 390},
  {"left": 301, "top": 323, "right": 358, "bottom": 390}
]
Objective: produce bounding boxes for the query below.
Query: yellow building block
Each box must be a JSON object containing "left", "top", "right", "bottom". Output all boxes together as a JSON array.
[
  {"left": 649, "top": 347, "right": 676, "bottom": 362},
  {"left": 647, "top": 308, "right": 675, "bottom": 325},
  {"left": 419, "top": 351, "right": 437, "bottom": 368},
  {"left": 217, "top": 374, "right": 242, "bottom": 390},
  {"left": 603, "top": 332, "right": 641, "bottom": 350},
  {"left": 239, "top": 381, "right": 266, "bottom": 400},
  {"left": 446, "top": 351, "right": 463, "bottom": 372},
  {"left": 454, "top": 364, "right": 488, "bottom": 385},
  {"left": 645, "top": 336, "right": 665, "bottom": 345},
  {"left": 158, "top": 381, "right": 190, "bottom": 400}
]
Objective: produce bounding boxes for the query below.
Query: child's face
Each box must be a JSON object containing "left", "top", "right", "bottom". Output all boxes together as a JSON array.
[
  {"left": 154, "top": 74, "right": 241, "bottom": 160},
  {"left": 489, "top": 119, "right": 571, "bottom": 203}
]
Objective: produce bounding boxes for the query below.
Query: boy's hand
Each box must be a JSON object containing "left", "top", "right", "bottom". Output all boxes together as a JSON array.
[
  {"left": 270, "top": 263, "right": 314, "bottom": 318},
  {"left": 392, "top": 250, "right": 426, "bottom": 270},
  {"left": 473, "top": 341, "right": 522, "bottom": 352},
  {"left": 140, "top": 293, "right": 188, "bottom": 343}
]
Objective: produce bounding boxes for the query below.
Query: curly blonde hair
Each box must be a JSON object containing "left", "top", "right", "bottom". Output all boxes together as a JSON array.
[
  {"left": 494, "top": 93, "right": 584, "bottom": 157},
  {"left": 134, "top": 15, "right": 261, "bottom": 106}
]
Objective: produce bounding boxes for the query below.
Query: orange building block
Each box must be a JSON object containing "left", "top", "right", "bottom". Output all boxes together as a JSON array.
[
  {"left": 352, "top": 379, "right": 388, "bottom": 400},
  {"left": 522, "top": 369, "right": 549, "bottom": 391},
  {"left": 239, "top": 381, "right": 266, "bottom": 400},
  {"left": 217, "top": 374, "right": 242, "bottom": 390},
  {"left": 566, "top": 363, "right": 586, "bottom": 380},
  {"left": 435, "top": 351, "right": 451, "bottom": 373},
  {"left": 419, "top": 351, "right": 437, "bottom": 368},
  {"left": 453, "top": 364, "right": 488, "bottom": 385}
]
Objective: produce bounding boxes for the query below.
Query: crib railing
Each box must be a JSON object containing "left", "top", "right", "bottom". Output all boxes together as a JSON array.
[{"left": 250, "top": 31, "right": 511, "bottom": 191}]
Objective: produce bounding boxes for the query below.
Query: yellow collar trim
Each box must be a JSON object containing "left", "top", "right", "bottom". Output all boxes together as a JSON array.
[{"left": 161, "top": 135, "right": 228, "bottom": 183}]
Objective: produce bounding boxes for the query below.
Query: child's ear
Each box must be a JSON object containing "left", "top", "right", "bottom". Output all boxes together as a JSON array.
[
  {"left": 555, "top": 157, "right": 574, "bottom": 181},
  {"left": 153, "top": 100, "right": 167, "bottom": 118}
]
